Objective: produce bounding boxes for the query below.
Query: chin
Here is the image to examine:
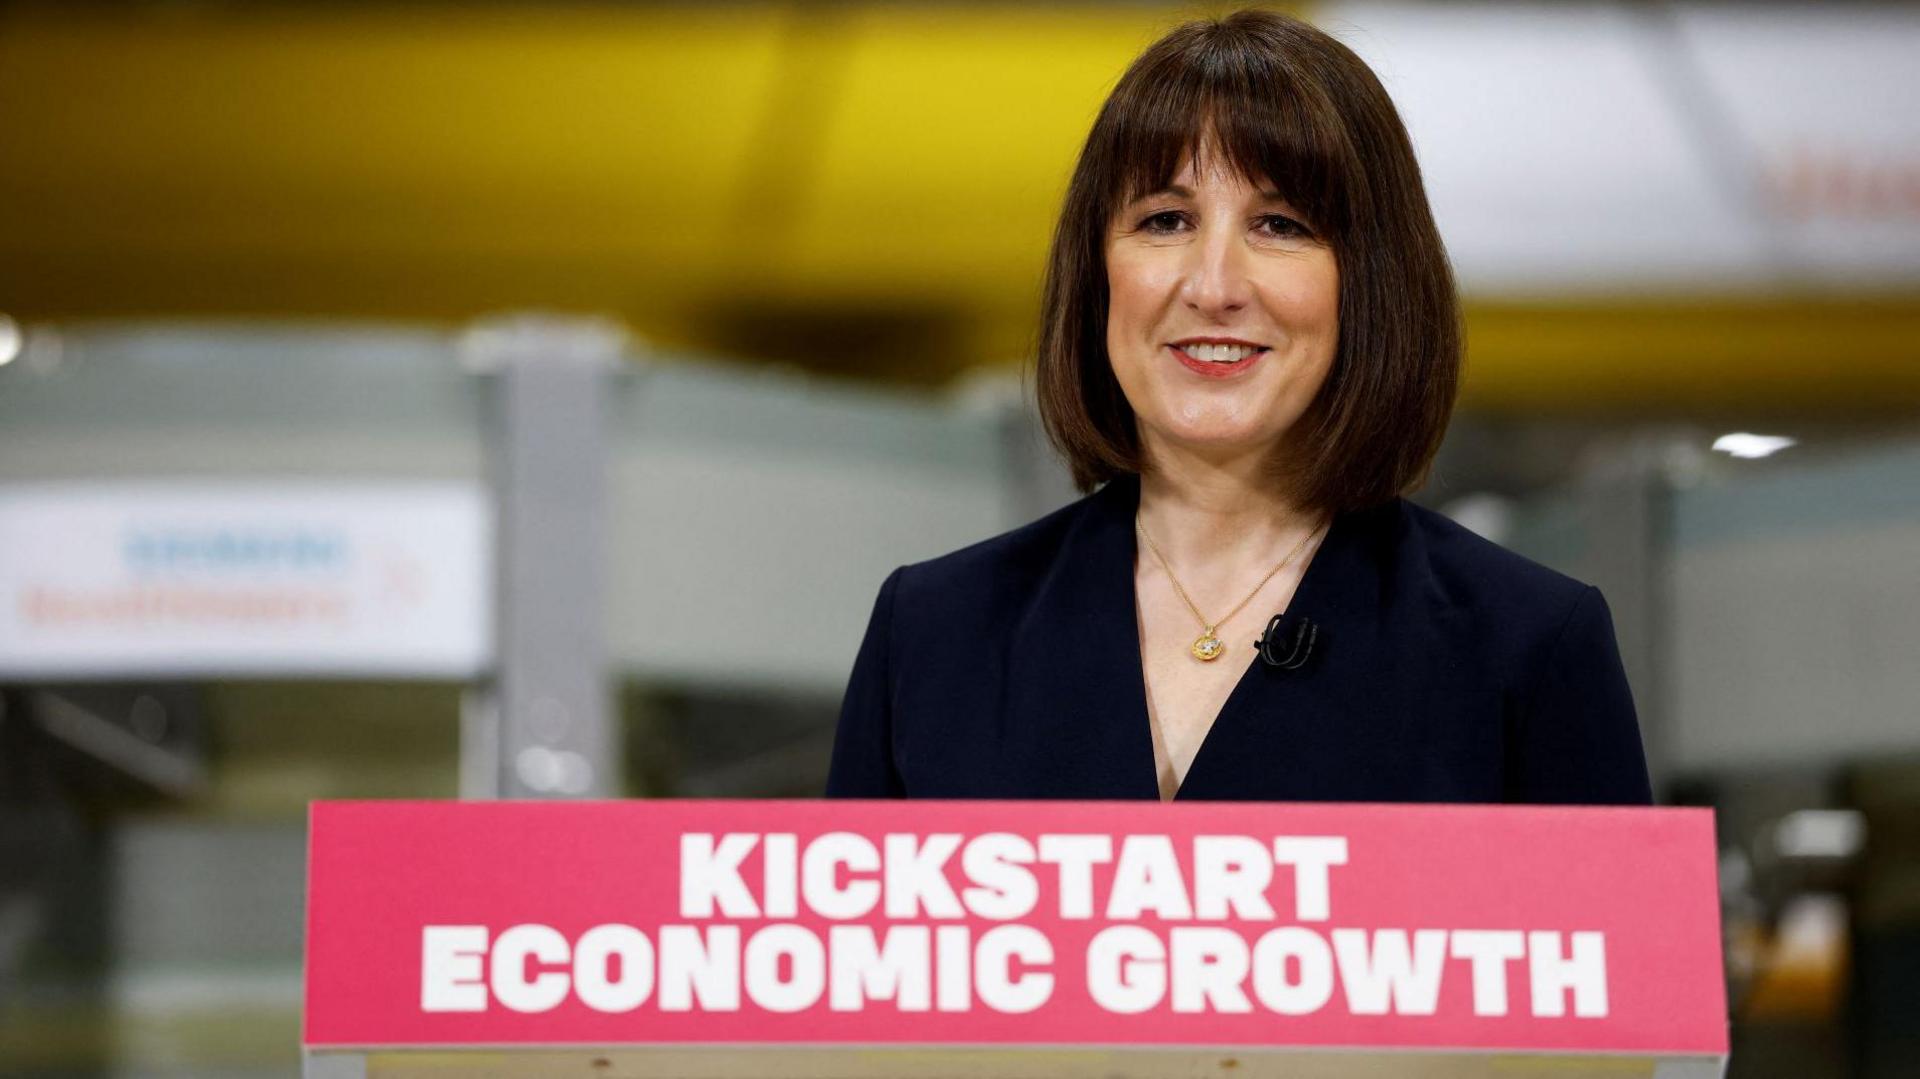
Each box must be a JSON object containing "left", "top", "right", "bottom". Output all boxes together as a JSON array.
[
  {"left": 1156, "top": 404, "right": 1276, "bottom": 441},
  {"left": 1150, "top": 423, "right": 1282, "bottom": 458}
]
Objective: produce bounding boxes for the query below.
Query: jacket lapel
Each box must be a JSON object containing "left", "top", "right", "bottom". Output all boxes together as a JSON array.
[{"left": 998, "top": 475, "right": 1160, "bottom": 799}]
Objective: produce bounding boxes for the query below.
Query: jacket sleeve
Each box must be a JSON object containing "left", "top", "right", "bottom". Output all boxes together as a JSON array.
[
  {"left": 824, "top": 566, "right": 907, "bottom": 798},
  {"left": 1507, "top": 585, "right": 1654, "bottom": 806}
]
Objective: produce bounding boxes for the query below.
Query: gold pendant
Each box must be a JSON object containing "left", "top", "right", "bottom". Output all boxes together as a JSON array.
[{"left": 1191, "top": 632, "right": 1225, "bottom": 661}]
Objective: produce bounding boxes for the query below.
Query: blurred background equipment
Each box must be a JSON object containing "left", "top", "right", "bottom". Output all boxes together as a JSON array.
[{"left": 1, "top": 2, "right": 1916, "bottom": 1076}]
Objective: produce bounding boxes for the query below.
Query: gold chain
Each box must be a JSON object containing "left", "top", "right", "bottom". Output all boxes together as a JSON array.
[{"left": 1136, "top": 514, "right": 1323, "bottom": 661}]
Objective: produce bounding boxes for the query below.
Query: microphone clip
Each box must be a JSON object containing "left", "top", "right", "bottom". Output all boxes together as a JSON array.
[{"left": 1255, "top": 613, "right": 1319, "bottom": 671}]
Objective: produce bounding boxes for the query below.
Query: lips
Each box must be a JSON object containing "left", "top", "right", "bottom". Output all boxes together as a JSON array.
[{"left": 1168, "top": 342, "right": 1269, "bottom": 379}]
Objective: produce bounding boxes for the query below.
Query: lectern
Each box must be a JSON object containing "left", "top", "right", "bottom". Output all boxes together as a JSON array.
[{"left": 304, "top": 799, "right": 1728, "bottom": 1077}]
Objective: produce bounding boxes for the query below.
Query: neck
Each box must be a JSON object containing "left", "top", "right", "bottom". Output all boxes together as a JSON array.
[{"left": 1133, "top": 438, "right": 1322, "bottom": 575}]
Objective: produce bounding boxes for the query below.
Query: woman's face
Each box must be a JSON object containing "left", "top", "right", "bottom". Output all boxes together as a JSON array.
[{"left": 1104, "top": 146, "right": 1339, "bottom": 469}]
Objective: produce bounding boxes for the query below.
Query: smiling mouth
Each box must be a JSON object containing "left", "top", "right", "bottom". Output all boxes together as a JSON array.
[
  {"left": 1167, "top": 341, "right": 1270, "bottom": 379},
  {"left": 1171, "top": 341, "right": 1269, "bottom": 364}
]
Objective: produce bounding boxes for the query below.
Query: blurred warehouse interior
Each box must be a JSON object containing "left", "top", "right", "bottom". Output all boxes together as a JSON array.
[{"left": 2, "top": 1, "right": 1918, "bottom": 1077}]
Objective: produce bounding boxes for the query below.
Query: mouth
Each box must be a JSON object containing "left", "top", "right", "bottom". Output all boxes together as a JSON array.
[{"left": 1167, "top": 339, "right": 1270, "bottom": 378}]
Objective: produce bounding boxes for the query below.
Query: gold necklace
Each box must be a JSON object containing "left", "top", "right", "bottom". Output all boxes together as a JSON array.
[{"left": 1136, "top": 515, "right": 1324, "bottom": 662}]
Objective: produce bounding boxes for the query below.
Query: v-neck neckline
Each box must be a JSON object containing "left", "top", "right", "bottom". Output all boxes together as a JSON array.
[{"left": 1100, "top": 474, "right": 1359, "bottom": 802}]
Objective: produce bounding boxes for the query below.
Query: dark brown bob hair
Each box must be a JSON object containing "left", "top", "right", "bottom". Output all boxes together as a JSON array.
[{"left": 1035, "top": 8, "right": 1460, "bottom": 513}]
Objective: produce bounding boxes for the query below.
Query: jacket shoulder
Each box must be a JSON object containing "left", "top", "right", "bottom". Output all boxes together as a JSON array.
[
  {"left": 1386, "top": 500, "right": 1633, "bottom": 725},
  {"left": 892, "top": 491, "right": 1092, "bottom": 609},
  {"left": 1392, "top": 498, "right": 1594, "bottom": 623},
  {"left": 1389, "top": 503, "right": 1649, "bottom": 805}
]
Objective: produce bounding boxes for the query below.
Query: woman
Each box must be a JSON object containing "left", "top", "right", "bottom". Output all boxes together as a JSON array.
[{"left": 826, "top": 10, "right": 1651, "bottom": 805}]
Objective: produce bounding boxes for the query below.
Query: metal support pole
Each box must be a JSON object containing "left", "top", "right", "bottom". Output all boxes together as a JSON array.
[
  {"left": 1566, "top": 440, "right": 1677, "bottom": 796},
  {"left": 982, "top": 374, "right": 1077, "bottom": 531},
  {"left": 302, "top": 1051, "right": 368, "bottom": 1079},
  {"left": 462, "top": 315, "right": 625, "bottom": 799}
]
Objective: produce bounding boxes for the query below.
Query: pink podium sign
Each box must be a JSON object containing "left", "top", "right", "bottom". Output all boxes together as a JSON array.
[{"left": 304, "top": 800, "right": 1727, "bottom": 1077}]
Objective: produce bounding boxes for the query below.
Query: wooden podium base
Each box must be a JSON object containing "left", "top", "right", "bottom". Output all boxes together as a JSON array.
[{"left": 305, "top": 1046, "right": 1725, "bottom": 1079}]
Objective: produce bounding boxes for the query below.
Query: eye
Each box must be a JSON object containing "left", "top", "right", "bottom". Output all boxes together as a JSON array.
[
  {"left": 1138, "top": 210, "right": 1188, "bottom": 234},
  {"left": 1257, "top": 214, "right": 1312, "bottom": 240}
]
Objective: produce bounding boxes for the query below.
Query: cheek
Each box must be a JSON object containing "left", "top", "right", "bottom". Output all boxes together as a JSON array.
[
  {"left": 1104, "top": 250, "right": 1175, "bottom": 332},
  {"left": 1311, "top": 278, "right": 1340, "bottom": 378},
  {"left": 1310, "top": 260, "right": 1341, "bottom": 334},
  {"left": 1270, "top": 260, "right": 1340, "bottom": 333},
  {"left": 1261, "top": 268, "right": 1341, "bottom": 384},
  {"left": 1254, "top": 262, "right": 1339, "bottom": 408}
]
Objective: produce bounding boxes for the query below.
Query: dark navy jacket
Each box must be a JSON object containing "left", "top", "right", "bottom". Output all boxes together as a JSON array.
[{"left": 825, "top": 473, "right": 1652, "bottom": 805}]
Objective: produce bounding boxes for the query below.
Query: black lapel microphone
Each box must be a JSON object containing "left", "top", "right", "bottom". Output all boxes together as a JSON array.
[{"left": 1255, "top": 612, "right": 1319, "bottom": 671}]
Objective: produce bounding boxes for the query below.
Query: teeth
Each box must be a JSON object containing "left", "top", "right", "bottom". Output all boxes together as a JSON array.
[{"left": 1183, "top": 343, "right": 1261, "bottom": 363}]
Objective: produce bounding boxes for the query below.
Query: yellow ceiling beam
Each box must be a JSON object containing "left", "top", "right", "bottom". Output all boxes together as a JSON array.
[
  {"left": 0, "top": 6, "right": 790, "bottom": 258},
  {"left": 1, "top": 4, "right": 1916, "bottom": 407},
  {"left": 1460, "top": 297, "right": 1920, "bottom": 413}
]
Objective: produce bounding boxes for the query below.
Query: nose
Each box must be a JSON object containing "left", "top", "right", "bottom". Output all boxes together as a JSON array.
[{"left": 1178, "top": 222, "right": 1253, "bottom": 319}]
